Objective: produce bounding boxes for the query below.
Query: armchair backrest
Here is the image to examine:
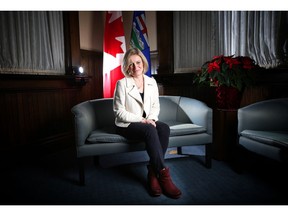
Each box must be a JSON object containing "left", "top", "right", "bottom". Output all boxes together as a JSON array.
[
  {"left": 71, "top": 95, "right": 213, "bottom": 146},
  {"left": 89, "top": 98, "right": 115, "bottom": 128},
  {"left": 88, "top": 96, "right": 192, "bottom": 128},
  {"left": 238, "top": 98, "right": 288, "bottom": 133},
  {"left": 158, "top": 96, "right": 190, "bottom": 123}
]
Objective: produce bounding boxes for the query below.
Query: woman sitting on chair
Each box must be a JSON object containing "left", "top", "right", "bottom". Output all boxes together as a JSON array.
[{"left": 113, "top": 48, "right": 181, "bottom": 199}]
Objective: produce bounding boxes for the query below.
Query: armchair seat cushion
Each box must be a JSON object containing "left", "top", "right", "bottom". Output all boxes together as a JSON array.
[
  {"left": 87, "top": 129, "right": 128, "bottom": 143},
  {"left": 166, "top": 122, "right": 206, "bottom": 136},
  {"left": 87, "top": 122, "right": 206, "bottom": 144},
  {"left": 87, "top": 127, "right": 140, "bottom": 143},
  {"left": 240, "top": 130, "right": 288, "bottom": 148}
]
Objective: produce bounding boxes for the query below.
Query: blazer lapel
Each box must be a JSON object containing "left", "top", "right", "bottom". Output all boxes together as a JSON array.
[
  {"left": 143, "top": 75, "right": 156, "bottom": 113},
  {"left": 143, "top": 75, "right": 154, "bottom": 103},
  {"left": 126, "top": 77, "right": 143, "bottom": 104}
]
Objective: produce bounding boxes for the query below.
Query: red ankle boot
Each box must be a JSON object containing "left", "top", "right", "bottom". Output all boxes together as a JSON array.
[
  {"left": 159, "top": 167, "right": 181, "bottom": 199},
  {"left": 147, "top": 165, "right": 162, "bottom": 196}
]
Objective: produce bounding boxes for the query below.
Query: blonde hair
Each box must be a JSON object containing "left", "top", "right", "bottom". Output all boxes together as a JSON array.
[{"left": 122, "top": 48, "right": 149, "bottom": 77}]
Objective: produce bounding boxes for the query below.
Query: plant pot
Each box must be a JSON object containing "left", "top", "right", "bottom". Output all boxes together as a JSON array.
[{"left": 215, "top": 86, "right": 242, "bottom": 110}]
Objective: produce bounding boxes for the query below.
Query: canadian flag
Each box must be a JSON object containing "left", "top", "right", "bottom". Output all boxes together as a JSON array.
[{"left": 103, "top": 11, "right": 126, "bottom": 98}]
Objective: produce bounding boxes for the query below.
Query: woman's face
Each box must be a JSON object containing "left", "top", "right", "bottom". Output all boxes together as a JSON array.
[{"left": 128, "top": 54, "right": 143, "bottom": 77}]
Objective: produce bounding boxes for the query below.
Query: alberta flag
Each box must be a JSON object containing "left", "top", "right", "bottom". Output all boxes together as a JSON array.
[
  {"left": 103, "top": 11, "right": 126, "bottom": 98},
  {"left": 130, "top": 11, "right": 151, "bottom": 77}
]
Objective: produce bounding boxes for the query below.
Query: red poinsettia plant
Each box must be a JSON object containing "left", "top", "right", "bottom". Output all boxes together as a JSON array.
[{"left": 194, "top": 55, "right": 259, "bottom": 91}]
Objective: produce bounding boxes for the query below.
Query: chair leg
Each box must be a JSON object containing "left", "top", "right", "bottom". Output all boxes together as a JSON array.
[
  {"left": 205, "top": 144, "right": 212, "bottom": 168},
  {"left": 78, "top": 158, "right": 85, "bottom": 186}
]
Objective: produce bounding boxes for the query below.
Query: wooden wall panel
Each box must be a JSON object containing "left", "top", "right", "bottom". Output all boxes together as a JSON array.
[
  {"left": 0, "top": 84, "right": 78, "bottom": 154},
  {"left": 156, "top": 11, "right": 174, "bottom": 74},
  {"left": 80, "top": 49, "right": 103, "bottom": 99},
  {"left": 0, "top": 49, "right": 103, "bottom": 158}
]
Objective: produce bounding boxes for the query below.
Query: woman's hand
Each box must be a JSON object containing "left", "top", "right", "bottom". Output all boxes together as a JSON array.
[{"left": 141, "top": 119, "right": 156, "bottom": 127}]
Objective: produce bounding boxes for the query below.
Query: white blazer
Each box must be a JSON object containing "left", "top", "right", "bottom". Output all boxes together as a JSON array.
[{"left": 113, "top": 75, "right": 160, "bottom": 127}]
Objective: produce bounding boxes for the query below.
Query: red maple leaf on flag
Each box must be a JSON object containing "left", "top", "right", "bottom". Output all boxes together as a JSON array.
[
  {"left": 103, "top": 11, "right": 126, "bottom": 98},
  {"left": 104, "top": 12, "right": 125, "bottom": 57}
]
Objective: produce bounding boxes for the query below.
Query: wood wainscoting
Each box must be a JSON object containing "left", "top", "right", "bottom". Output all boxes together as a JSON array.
[{"left": 0, "top": 49, "right": 103, "bottom": 158}]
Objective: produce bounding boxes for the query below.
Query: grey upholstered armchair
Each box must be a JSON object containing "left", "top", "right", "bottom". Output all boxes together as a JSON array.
[
  {"left": 237, "top": 98, "right": 288, "bottom": 164},
  {"left": 71, "top": 96, "right": 213, "bottom": 185}
]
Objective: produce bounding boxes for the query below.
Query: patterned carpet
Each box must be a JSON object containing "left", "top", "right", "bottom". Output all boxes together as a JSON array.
[{"left": 1, "top": 147, "right": 288, "bottom": 205}]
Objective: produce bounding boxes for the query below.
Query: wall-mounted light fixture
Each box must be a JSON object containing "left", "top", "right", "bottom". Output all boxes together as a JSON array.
[
  {"left": 72, "top": 66, "right": 85, "bottom": 75},
  {"left": 72, "top": 66, "right": 88, "bottom": 85}
]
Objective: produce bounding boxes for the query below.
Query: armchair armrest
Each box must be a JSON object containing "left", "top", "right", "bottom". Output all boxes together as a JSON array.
[
  {"left": 71, "top": 101, "right": 97, "bottom": 147},
  {"left": 179, "top": 97, "right": 213, "bottom": 135}
]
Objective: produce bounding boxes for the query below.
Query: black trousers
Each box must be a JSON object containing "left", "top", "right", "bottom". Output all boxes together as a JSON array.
[{"left": 116, "top": 121, "right": 170, "bottom": 173}]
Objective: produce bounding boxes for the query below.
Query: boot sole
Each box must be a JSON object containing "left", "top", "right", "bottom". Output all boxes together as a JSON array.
[{"left": 148, "top": 188, "right": 162, "bottom": 197}]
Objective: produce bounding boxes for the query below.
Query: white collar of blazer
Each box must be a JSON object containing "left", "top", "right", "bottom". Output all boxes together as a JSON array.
[{"left": 126, "top": 75, "right": 155, "bottom": 104}]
